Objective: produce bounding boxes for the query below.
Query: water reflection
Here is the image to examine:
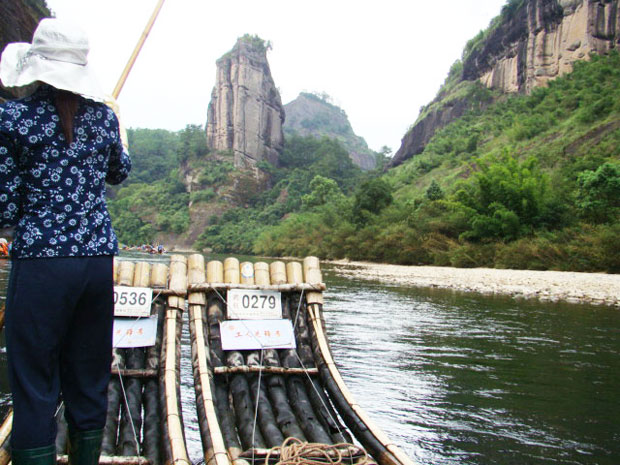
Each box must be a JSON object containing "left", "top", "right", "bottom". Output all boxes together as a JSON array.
[
  {"left": 0, "top": 255, "right": 619, "bottom": 465},
  {"left": 321, "top": 264, "right": 620, "bottom": 464}
]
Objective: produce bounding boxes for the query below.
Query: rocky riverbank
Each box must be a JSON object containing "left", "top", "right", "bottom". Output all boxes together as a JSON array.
[{"left": 328, "top": 261, "right": 620, "bottom": 307}]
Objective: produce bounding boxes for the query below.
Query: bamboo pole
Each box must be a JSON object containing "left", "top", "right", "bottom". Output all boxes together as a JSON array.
[
  {"left": 111, "top": 368, "right": 157, "bottom": 379},
  {"left": 118, "top": 260, "right": 136, "bottom": 286},
  {"left": 224, "top": 259, "right": 266, "bottom": 450},
  {"left": 55, "top": 403, "right": 68, "bottom": 454},
  {"left": 118, "top": 263, "right": 151, "bottom": 454},
  {"left": 112, "top": 0, "right": 166, "bottom": 99},
  {"left": 269, "top": 262, "right": 287, "bottom": 285},
  {"left": 57, "top": 455, "right": 150, "bottom": 465},
  {"left": 150, "top": 263, "right": 169, "bottom": 289},
  {"left": 188, "top": 283, "right": 326, "bottom": 292},
  {"left": 0, "top": 305, "right": 5, "bottom": 332},
  {"left": 187, "top": 254, "right": 230, "bottom": 465},
  {"left": 254, "top": 263, "right": 270, "bottom": 286},
  {"left": 223, "top": 257, "right": 240, "bottom": 285},
  {"left": 161, "top": 255, "right": 190, "bottom": 465},
  {"left": 118, "top": 348, "right": 145, "bottom": 456},
  {"left": 243, "top": 262, "right": 288, "bottom": 448},
  {"left": 103, "top": 261, "right": 135, "bottom": 456},
  {"left": 0, "top": 411, "right": 12, "bottom": 465},
  {"left": 214, "top": 366, "right": 318, "bottom": 376},
  {"left": 103, "top": 355, "right": 126, "bottom": 454},
  {"left": 240, "top": 261, "right": 255, "bottom": 285},
  {"left": 279, "top": 262, "right": 332, "bottom": 444},
  {"left": 142, "top": 294, "right": 166, "bottom": 465},
  {"left": 205, "top": 262, "right": 246, "bottom": 465},
  {"left": 133, "top": 261, "right": 151, "bottom": 288},
  {"left": 304, "top": 258, "right": 415, "bottom": 465}
]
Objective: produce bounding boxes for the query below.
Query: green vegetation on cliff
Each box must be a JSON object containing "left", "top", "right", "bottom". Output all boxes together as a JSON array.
[
  {"left": 108, "top": 53, "right": 619, "bottom": 272},
  {"left": 252, "top": 52, "right": 620, "bottom": 272}
]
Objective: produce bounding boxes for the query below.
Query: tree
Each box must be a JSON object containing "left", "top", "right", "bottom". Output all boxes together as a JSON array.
[
  {"left": 426, "top": 180, "right": 444, "bottom": 200},
  {"left": 352, "top": 178, "right": 393, "bottom": 224},
  {"left": 302, "top": 175, "right": 343, "bottom": 209},
  {"left": 576, "top": 162, "right": 620, "bottom": 223}
]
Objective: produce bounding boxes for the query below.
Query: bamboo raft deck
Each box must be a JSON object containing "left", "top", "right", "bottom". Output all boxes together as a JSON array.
[{"left": 0, "top": 255, "right": 414, "bottom": 465}]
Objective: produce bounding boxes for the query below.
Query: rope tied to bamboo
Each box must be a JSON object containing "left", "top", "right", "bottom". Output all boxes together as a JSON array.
[{"left": 264, "top": 438, "right": 371, "bottom": 465}]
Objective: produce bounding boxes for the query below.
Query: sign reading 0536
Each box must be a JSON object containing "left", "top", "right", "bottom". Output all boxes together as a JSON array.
[{"left": 113, "top": 286, "right": 153, "bottom": 317}]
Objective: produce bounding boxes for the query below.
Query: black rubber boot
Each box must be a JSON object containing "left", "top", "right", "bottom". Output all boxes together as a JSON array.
[
  {"left": 67, "top": 429, "right": 104, "bottom": 465},
  {"left": 11, "top": 444, "right": 56, "bottom": 465}
]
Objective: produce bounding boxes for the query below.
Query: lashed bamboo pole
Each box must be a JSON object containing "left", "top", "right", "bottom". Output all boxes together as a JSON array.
[
  {"left": 244, "top": 263, "right": 286, "bottom": 448},
  {"left": 118, "top": 263, "right": 151, "bottom": 456},
  {"left": 187, "top": 254, "right": 230, "bottom": 465},
  {"left": 189, "top": 283, "right": 326, "bottom": 292},
  {"left": 142, "top": 290, "right": 166, "bottom": 465},
  {"left": 250, "top": 263, "right": 306, "bottom": 443},
  {"left": 55, "top": 403, "right": 68, "bottom": 454},
  {"left": 224, "top": 259, "right": 266, "bottom": 450},
  {"left": 0, "top": 411, "right": 12, "bottom": 465},
  {"left": 304, "top": 259, "right": 415, "bottom": 465},
  {"left": 57, "top": 455, "right": 150, "bottom": 465},
  {"left": 103, "top": 260, "right": 135, "bottom": 456},
  {"left": 280, "top": 263, "right": 331, "bottom": 444},
  {"left": 102, "top": 349, "right": 125, "bottom": 455},
  {"left": 161, "top": 255, "right": 190, "bottom": 465},
  {"left": 214, "top": 366, "right": 318, "bottom": 376},
  {"left": 204, "top": 261, "right": 246, "bottom": 465},
  {"left": 118, "top": 348, "right": 145, "bottom": 455},
  {"left": 112, "top": 368, "right": 157, "bottom": 378}
]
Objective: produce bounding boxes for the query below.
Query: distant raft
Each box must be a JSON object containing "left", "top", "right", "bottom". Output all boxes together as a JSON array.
[{"left": 0, "top": 255, "right": 415, "bottom": 465}]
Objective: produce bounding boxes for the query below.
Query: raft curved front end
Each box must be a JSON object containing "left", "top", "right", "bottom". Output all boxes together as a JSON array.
[{"left": 187, "top": 254, "right": 415, "bottom": 465}]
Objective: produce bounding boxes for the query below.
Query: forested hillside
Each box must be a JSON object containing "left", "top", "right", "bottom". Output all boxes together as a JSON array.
[
  {"left": 253, "top": 53, "right": 619, "bottom": 271},
  {"left": 108, "top": 51, "right": 619, "bottom": 272}
]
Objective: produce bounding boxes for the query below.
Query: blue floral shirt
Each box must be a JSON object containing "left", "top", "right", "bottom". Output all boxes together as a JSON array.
[{"left": 0, "top": 86, "right": 131, "bottom": 258}]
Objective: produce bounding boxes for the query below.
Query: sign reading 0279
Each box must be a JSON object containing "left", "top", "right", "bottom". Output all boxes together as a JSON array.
[
  {"left": 227, "top": 289, "right": 282, "bottom": 320},
  {"left": 113, "top": 286, "right": 153, "bottom": 317}
]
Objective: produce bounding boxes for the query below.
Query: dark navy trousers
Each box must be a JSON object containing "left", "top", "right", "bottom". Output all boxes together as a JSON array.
[{"left": 5, "top": 256, "right": 114, "bottom": 449}]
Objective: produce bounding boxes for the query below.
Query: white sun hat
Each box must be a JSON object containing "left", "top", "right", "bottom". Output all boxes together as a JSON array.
[{"left": 0, "top": 17, "right": 104, "bottom": 101}]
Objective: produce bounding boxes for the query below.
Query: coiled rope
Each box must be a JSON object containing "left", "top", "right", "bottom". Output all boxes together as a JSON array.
[{"left": 264, "top": 437, "right": 372, "bottom": 465}]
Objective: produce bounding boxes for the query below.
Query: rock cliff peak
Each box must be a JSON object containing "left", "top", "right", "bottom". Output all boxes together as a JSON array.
[{"left": 206, "top": 35, "right": 285, "bottom": 169}]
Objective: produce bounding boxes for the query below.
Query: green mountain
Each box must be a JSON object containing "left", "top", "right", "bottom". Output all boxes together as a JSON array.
[
  {"left": 251, "top": 51, "right": 619, "bottom": 272},
  {"left": 283, "top": 92, "right": 377, "bottom": 170}
]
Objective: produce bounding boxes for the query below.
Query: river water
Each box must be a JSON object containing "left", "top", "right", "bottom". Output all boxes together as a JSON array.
[{"left": 0, "top": 255, "right": 618, "bottom": 465}]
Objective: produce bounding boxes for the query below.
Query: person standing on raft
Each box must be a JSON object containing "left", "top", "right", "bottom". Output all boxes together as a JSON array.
[{"left": 0, "top": 18, "right": 131, "bottom": 465}]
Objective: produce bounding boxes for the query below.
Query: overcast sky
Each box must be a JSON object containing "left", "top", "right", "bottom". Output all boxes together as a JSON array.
[{"left": 44, "top": 0, "right": 507, "bottom": 154}]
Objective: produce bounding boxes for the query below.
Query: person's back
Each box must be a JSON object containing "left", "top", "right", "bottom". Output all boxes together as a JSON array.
[{"left": 1, "top": 85, "right": 129, "bottom": 257}]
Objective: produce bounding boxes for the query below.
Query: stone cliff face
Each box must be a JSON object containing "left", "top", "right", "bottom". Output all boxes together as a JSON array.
[
  {"left": 468, "top": 0, "right": 619, "bottom": 93},
  {"left": 206, "top": 36, "right": 285, "bottom": 169},
  {"left": 0, "top": 0, "right": 50, "bottom": 101},
  {"left": 390, "top": 0, "right": 619, "bottom": 167},
  {"left": 284, "top": 93, "right": 376, "bottom": 170}
]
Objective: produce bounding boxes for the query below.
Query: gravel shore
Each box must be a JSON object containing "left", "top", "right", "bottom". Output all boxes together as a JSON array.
[{"left": 328, "top": 261, "right": 620, "bottom": 307}]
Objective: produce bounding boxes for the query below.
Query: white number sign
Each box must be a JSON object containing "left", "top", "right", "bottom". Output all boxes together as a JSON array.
[
  {"left": 114, "top": 286, "right": 153, "bottom": 317},
  {"left": 227, "top": 289, "right": 282, "bottom": 319}
]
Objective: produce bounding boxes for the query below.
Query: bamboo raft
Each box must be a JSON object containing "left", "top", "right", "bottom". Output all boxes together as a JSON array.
[
  {"left": 0, "top": 255, "right": 414, "bottom": 465},
  {"left": 185, "top": 255, "right": 414, "bottom": 465}
]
